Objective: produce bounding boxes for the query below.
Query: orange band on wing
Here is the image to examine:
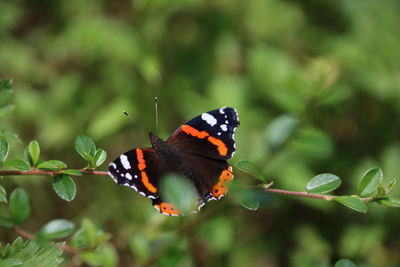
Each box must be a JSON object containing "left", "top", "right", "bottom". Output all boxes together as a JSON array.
[
  {"left": 181, "top": 125, "right": 228, "bottom": 156},
  {"left": 136, "top": 149, "right": 146, "bottom": 171},
  {"left": 154, "top": 202, "right": 181, "bottom": 216},
  {"left": 211, "top": 166, "right": 234, "bottom": 199},
  {"left": 141, "top": 171, "right": 157, "bottom": 193},
  {"left": 207, "top": 136, "right": 228, "bottom": 156}
]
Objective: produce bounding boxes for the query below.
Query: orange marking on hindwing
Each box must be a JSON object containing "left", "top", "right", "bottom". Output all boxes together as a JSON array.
[
  {"left": 211, "top": 166, "right": 234, "bottom": 199},
  {"left": 154, "top": 202, "right": 181, "bottom": 216},
  {"left": 136, "top": 149, "right": 146, "bottom": 171},
  {"left": 181, "top": 125, "right": 228, "bottom": 156},
  {"left": 141, "top": 171, "right": 157, "bottom": 193}
]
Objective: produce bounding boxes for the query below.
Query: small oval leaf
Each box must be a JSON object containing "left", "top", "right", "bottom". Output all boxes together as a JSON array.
[
  {"left": 375, "top": 197, "right": 400, "bottom": 208},
  {"left": 9, "top": 188, "right": 31, "bottom": 225},
  {"left": 358, "top": 168, "right": 383, "bottom": 197},
  {"left": 0, "top": 139, "right": 9, "bottom": 163},
  {"left": 93, "top": 148, "right": 107, "bottom": 167},
  {"left": 239, "top": 198, "right": 260, "bottom": 211},
  {"left": 61, "top": 169, "right": 82, "bottom": 176},
  {"left": 306, "top": 173, "right": 341, "bottom": 194},
  {"left": 235, "top": 160, "right": 266, "bottom": 182},
  {"left": 4, "top": 159, "right": 30, "bottom": 171},
  {"left": 38, "top": 160, "right": 67, "bottom": 170},
  {"left": 265, "top": 115, "right": 299, "bottom": 149},
  {"left": 335, "top": 259, "right": 357, "bottom": 267},
  {"left": 160, "top": 174, "right": 198, "bottom": 213},
  {"left": 75, "top": 135, "right": 96, "bottom": 162},
  {"left": 52, "top": 174, "right": 76, "bottom": 201},
  {"left": 28, "top": 140, "right": 40, "bottom": 166},
  {"left": 0, "top": 185, "right": 7, "bottom": 203},
  {"left": 334, "top": 196, "right": 367, "bottom": 213},
  {"left": 38, "top": 219, "right": 75, "bottom": 240}
]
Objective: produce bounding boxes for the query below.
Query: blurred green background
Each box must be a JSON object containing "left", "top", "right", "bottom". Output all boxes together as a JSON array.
[{"left": 1, "top": 0, "right": 400, "bottom": 266}]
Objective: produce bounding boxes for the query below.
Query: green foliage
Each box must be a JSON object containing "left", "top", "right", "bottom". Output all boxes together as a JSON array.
[
  {"left": 160, "top": 174, "right": 198, "bottom": 213},
  {"left": 4, "top": 159, "right": 30, "bottom": 171},
  {"left": 27, "top": 140, "right": 40, "bottom": 167},
  {"left": 334, "top": 196, "right": 367, "bottom": 213},
  {"left": 0, "top": 139, "right": 9, "bottom": 163},
  {"left": 306, "top": 173, "right": 341, "bottom": 194},
  {"left": 37, "top": 219, "right": 75, "bottom": 241},
  {"left": 0, "top": 237, "right": 64, "bottom": 267},
  {"left": 52, "top": 174, "right": 76, "bottom": 201},
  {"left": 235, "top": 160, "right": 266, "bottom": 182},
  {"left": 71, "top": 218, "right": 110, "bottom": 249},
  {"left": 75, "top": 135, "right": 107, "bottom": 169},
  {"left": 357, "top": 168, "right": 383, "bottom": 197},
  {"left": 335, "top": 259, "right": 357, "bottom": 267},
  {"left": 9, "top": 188, "right": 30, "bottom": 225},
  {"left": 0, "top": 186, "right": 6, "bottom": 203},
  {"left": 38, "top": 160, "right": 67, "bottom": 170}
]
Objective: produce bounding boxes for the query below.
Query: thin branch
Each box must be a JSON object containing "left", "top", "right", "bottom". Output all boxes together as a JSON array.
[
  {"left": 0, "top": 169, "right": 108, "bottom": 176},
  {"left": 13, "top": 227, "right": 79, "bottom": 255},
  {"left": 265, "top": 188, "right": 335, "bottom": 201},
  {"left": 1, "top": 170, "right": 337, "bottom": 201}
]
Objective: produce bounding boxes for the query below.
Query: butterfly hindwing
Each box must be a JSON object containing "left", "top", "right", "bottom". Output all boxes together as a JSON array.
[
  {"left": 168, "top": 107, "right": 239, "bottom": 160},
  {"left": 181, "top": 153, "right": 234, "bottom": 201},
  {"left": 108, "top": 148, "right": 160, "bottom": 199}
]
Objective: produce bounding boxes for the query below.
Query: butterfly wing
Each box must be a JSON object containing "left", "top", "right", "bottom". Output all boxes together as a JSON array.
[
  {"left": 168, "top": 107, "right": 239, "bottom": 160},
  {"left": 108, "top": 148, "right": 160, "bottom": 199},
  {"left": 168, "top": 107, "right": 239, "bottom": 201}
]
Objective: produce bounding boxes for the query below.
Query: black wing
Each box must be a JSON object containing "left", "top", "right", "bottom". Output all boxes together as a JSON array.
[
  {"left": 108, "top": 148, "right": 160, "bottom": 199},
  {"left": 168, "top": 107, "right": 239, "bottom": 160}
]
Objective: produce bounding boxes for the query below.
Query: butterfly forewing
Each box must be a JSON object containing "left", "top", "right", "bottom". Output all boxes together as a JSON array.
[{"left": 108, "top": 148, "right": 160, "bottom": 199}]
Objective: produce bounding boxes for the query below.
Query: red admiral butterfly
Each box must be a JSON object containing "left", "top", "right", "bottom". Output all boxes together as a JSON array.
[{"left": 108, "top": 107, "right": 239, "bottom": 216}]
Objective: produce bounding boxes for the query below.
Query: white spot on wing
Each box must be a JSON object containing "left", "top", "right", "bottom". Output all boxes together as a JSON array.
[
  {"left": 126, "top": 173, "right": 132, "bottom": 180},
  {"left": 120, "top": 155, "right": 131, "bottom": 169},
  {"left": 220, "top": 124, "right": 227, "bottom": 131},
  {"left": 201, "top": 113, "right": 217, "bottom": 127},
  {"left": 134, "top": 175, "right": 138, "bottom": 179},
  {"left": 219, "top": 107, "right": 225, "bottom": 114},
  {"left": 111, "top": 163, "right": 116, "bottom": 168}
]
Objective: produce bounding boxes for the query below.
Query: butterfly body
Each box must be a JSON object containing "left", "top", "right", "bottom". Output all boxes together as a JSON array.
[{"left": 108, "top": 107, "right": 239, "bottom": 216}]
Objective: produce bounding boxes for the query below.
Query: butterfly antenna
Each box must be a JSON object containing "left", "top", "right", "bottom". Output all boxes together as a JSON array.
[{"left": 154, "top": 96, "right": 159, "bottom": 132}]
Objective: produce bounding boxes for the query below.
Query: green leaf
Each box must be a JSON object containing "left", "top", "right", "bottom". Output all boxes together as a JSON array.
[
  {"left": 375, "top": 197, "right": 400, "bottom": 207},
  {"left": 0, "top": 105, "right": 15, "bottom": 118},
  {"left": 357, "top": 167, "right": 383, "bottom": 197},
  {"left": 37, "top": 160, "right": 67, "bottom": 170},
  {"left": 306, "top": 173, "right": 341, "bottom": 194},
  {"left": 335, "top": 259, "right": 358, "bottom": 267},
  {"left": 52, "top": 174, "right": 76, "bottom": 201},
  {"left": 75, "top": 135, "right": 96, "bottom": 162},
  {"left": 27, "top": 140, "right": 40, "bottom": 166},
  {"left": 160, "top": 174, "right": 198, "bottom": 213},
  {"left": 38, "top": 219, "right": 75, "bottom": 240},
  {"left": 93, "top": 148, "right": 107, "bottom": 167},
  {"left": 61, "top": 169, "right": 82, "bottom": 176},
  {"left": 0, "top": 258, "right": 23, "bottom": 267},
  {"left": 0, "top": 185, "right": 7, "bottom": 203},
  {"left": 0, "top": 139, "right": 9, "bottom": 163},
  {"left": 386, "top": 178, "right": 397, "bottom": 194},
  {"left": 238, "top": 198, "right": 260, "bottom": 211},
  {"left": 24, "top": 148, "right": 33, "bottom": 167},
  {"left": 4, "top": 159, "right": 30, "bottom": 171},
  {"left": 9, "top": 188, "right": 30, "bottom": 225},
  {"left": 0, "top": 237, "right": 63, "bottom": 267},
  {"left": 81, "top": 251, "right": 103, "bottom": 266},
  {"left": 0, "top": 216, "right": 14, "bottom": 228},
  {"left": 334, "top": 196, "right": 367, "bottom": 213},
  {"left": 0, "top": 78, "right": 12, "bottom": 90},
  {"left": 265, "top": 114, "right": 299, "bottom": 149},
  {"left": 235, "top": 160, "right": 266, "bottom": 182}
]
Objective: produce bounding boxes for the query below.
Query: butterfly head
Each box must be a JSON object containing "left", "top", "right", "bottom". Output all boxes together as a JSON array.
[{"left": 149, "top": 132, "right": 163, "bottom": 148}]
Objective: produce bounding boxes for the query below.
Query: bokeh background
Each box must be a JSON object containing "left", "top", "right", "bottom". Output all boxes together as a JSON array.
[{"left": 1, "top": 0, "right": 400, "bottom": 266}]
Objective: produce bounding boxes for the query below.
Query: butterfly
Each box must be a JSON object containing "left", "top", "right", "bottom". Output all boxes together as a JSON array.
[{"left": 108, "top": 107, "right": 239, "bottom": 216}]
